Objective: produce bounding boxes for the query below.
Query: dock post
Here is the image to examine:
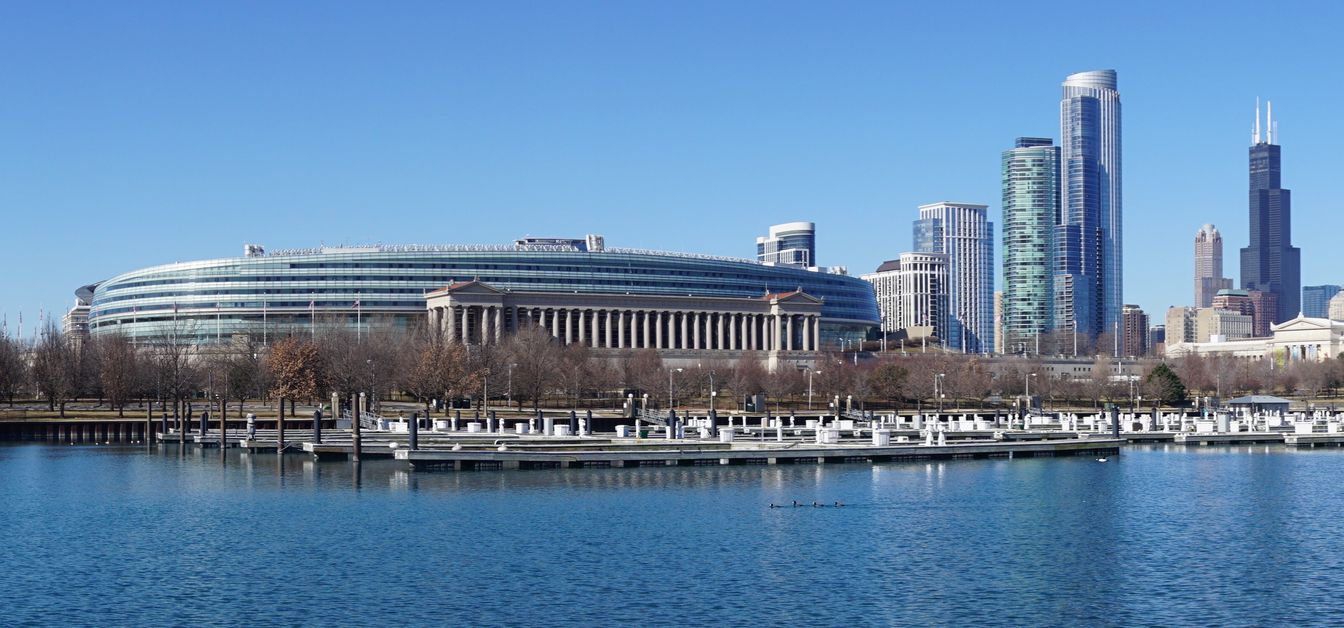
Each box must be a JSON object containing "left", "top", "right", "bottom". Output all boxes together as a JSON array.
[
  {"left": 200, "top": 410, "right": 208, "bottom": 439},
  {"left": 352, "top": 393, "right": 363, "bottom": 462},
  {"left": 313, "top": 409, "right": 323, "bottom": 444},
  {"left": 146, "top": 405, "right": 153, "bottom": 447},
  {"left": 585, "top": 410, "right": 593, "bottom": 436},
  {"left": 246, "top": 413, "right": 256, "bottom": 440},
  {"left": 409, "top": 411, "right": 419, "bottom": 450},
  {"left": 277, "top": 397, "right": 285, "bottom": 453},
  {"left": 667, "top": 410, "right": 677, "bottom": 440},
  {"left": 708, "top": 408, "right": 717, "bottom": 437},
  {"left": 1110, "top": 405, "right": 1120, "bottom": 441},
  {"left": 570, "top": 410, "right": 578, "bottom": 436}
]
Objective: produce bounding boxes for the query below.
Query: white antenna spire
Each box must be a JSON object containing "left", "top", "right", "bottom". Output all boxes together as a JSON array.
[
  {"left": 1254, "top": 98, "right": 1261, "bottom": 144},
  {"left": 1267, "top": 100, "right": 1274, "bottom": 144}
]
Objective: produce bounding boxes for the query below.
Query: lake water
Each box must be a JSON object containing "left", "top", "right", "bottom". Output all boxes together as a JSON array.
[{"left": 3, "top": 443, "right": 1344, "bottom": 626}]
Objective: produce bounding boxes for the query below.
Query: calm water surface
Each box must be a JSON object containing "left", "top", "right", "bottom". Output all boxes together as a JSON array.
[{"left": 3, "top": 444, "right": 1344, "bottom": 626}]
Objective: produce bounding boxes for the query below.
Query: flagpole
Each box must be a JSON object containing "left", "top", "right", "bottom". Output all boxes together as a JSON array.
[
  {"left": 310, "top": 300, "right": 315, "bottom": 340},
  {"left": 262, "top": 300, "right": 267, "bottom": 347}
]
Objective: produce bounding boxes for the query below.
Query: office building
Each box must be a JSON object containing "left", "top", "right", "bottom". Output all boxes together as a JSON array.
[
  {"left": 756, "top": 222, "right": 816, "bottom": 267},
  {"left": 1302, "top": 285, "right": 1341, "bottom": 319},
  {"left": 862, "top": 253, "right": 950, "bottom": 343},
  {"left": 1196, "top": 308, "right": 1253, "bottom": 343},
  {"left": 1194, "top": 224, "right": 1233, "bottom": 308},
  {"left": 1001, "top": 137, "right": 1059, "bottom": 351},
  {"left": 914, "top": 202, "right": 994, "bottom": 352},
  {"left": 1057, "top": 69, "right": 1123, "bottom": 341},
  {"left": 1240, "top": 100, "right": 1300, "bottom": 324}
]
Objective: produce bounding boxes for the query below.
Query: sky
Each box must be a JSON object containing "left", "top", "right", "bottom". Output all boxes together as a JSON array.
[{"left": 3, "top": 0, "right": 1343, "bottom": 334}]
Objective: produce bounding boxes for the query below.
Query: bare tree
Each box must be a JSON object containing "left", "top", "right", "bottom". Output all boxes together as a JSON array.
[
  {"left": 0, "top": 332, "right": 26, "bottom": 406},
  {"left": 728, "top": 351, "right": 766, "bottom": 407},
  {"left": 505, "top": 326, "right": 564, "bottom": 411},
  {"left": 401, "top": 325, "right": 478, "bottom": 416},
  {"left": 268, "top": 336, "right": 323, "bottom": 414},
  {"left": 94, "top": 332, "right": 140, "bottom": 417},
  {"left": 31, "top": 324, "right": 79, "bottom": 416},
  {"left": 869, "top": 360, "right": 908, "bottom": 409},
  {"left": 762, "top": 366, "right": 804, "bottom": 413},
  {"left": 621, "top": 348, "right": 665, "bottom": 401}
]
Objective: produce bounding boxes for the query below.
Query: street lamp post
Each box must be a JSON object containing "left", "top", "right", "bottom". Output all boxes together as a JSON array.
[
  {"left": 936, "top": 373, "right": 946, "bottom": 415},
  {"left": 668, "top": 367, "right": 683, "bottom": 411},
  {"left": 808, "top": 369, "right": 821, "bottom": 410},
  {"left": 507, "top": 363, "right": 516, "bottom": 409},
  {"left": 1025, "top": 372, "right": 1037, "bottom": 429}
]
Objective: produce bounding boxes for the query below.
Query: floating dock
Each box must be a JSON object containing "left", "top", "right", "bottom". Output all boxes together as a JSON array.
[{"left": 393, "top": 437, "right": 1124, "bottom": 471}]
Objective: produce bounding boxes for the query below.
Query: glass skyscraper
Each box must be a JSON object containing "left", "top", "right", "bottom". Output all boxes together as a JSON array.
[
  {"left": 914, "top": 202, "right": 994, "bottom": 353},
  {"left": 1057, "top": 69, "right": 1122, "bottom": 341},
  {"left": 1240, "top": 101, "right": 1300, "bottom": 324},
  {"left": 1001, "top": 137, "right": 1059, "bottom": 352},
  {"left": 1302, "top": 285, "right": 1339, "bottom": 319}
]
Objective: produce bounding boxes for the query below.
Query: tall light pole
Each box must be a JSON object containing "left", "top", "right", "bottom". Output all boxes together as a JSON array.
[
  {"left": 808, "top": 369, "right": 821, "bottom": 410},
  {"left": 507, "top": 362, "right": 517, "bottom": 409},
  {"left": 668, "top": 367, "right": 683, "bottom": 411},
  {"left": 935, "top": 372, "right": 946, "bottom": 415},
  {"left": 1025, "top": 372, "right": 1037, "bottom": 428}
]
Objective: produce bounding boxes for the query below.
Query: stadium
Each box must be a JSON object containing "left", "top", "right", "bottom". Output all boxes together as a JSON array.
[{"left": 83, "top": 236, "right": 879, "bottom": 352}]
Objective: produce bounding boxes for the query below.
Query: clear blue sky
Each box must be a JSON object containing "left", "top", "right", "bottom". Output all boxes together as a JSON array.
[{"left": 3, "top": 1, "right": 1342, "bottom": 333}]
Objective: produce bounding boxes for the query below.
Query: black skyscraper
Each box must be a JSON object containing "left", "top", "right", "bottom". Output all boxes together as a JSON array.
[{"left": 1240, "top": 102, "right": 1300, "bottom": 323}]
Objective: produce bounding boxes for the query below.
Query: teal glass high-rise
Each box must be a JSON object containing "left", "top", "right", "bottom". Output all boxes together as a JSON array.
[{"left": 1001, "top": 137, "right": 1059, "bottom": 353}]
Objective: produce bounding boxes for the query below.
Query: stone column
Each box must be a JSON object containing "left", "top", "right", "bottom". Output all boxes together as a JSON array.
[
  {"left": 617, "top": 311, "right": 626, "bottom": 348},
  {"left": 642, "top": 311, "right": 651, "bottom": 348},
  {"left": 565, "top": 310, "right": 574, "bottom": 344},
  {"left": 550, "top": 309, "right": 560, "bottom": 338},
  {"left": 656, "top": 312, "right": 664, "bottom": 349},
  {"left": 813, "top": 316, "right": 821, "bottom": 352},
  {"left": 680, "top": 312, "right": 689, "bottom": 350},
  {"left": 693, "top": 312, "right": 701, "bottom": 350},
  {"left": 786, "top": 315, "right": 794, "bottom": 351},
  {"left": 717, "top": 313, "right": 725, "bottom": 350},
  {"left": 446, "top": 306, "right": 458, "bottom": 343},
  {"left": 460, "top": 307, "right": 470, "bottom": 345},
  {"left": 605, "top": 310, "right": 613, "bottom": 348},
  {"left": 494, "top": 306, "right": 503, "bottom": 342}
]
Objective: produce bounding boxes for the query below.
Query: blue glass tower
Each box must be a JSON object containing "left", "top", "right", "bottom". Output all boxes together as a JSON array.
[{"left": 1057, "top": 70, "right": 1122, "bottom": 341}]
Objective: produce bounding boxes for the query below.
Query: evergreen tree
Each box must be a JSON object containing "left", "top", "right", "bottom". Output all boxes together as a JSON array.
[{"left": 1145, "top": 362, "right": 1187, "bottom": 405}]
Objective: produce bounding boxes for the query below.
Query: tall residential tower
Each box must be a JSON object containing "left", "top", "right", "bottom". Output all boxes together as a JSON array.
[
  {"left": 1056, "top": 70, "right": 1122, "bottom": 342},
  {"left": 1001, "top": 137, "right": 1060, "bottom": 353},
  {"left": 1240, "top": 100, "right": 1300, "bottom": 324},
  {"left": 914, "top": 202, "right": 994, "bottom": 353},
  {"left": 1194, "top": 224, "right": 1232, "bottom": 308}
]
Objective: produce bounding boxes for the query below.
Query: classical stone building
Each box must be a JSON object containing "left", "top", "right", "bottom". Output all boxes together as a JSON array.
[
  {"left": 426, "top": 281, "right": 826, "bottom": 370},
  {"left": 1167, "top": 316, "right": 1344, "bottom": 362}
]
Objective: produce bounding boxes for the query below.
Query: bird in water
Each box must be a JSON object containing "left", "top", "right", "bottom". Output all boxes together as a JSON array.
[
  {"left": 1096, "top": 457, "right": 1109, "bottom": 463},
  {"left": 813, "top": 501, "right": 822, "bottom": 508},
  {"left": 792, "top": 500, "right": 799, "bottom": 507},
  {"left": 769, "top": 503, "right": 779, "bottom": 509},
  {"left": 834, "top": 501, "right": 844, "bottom": 507}
]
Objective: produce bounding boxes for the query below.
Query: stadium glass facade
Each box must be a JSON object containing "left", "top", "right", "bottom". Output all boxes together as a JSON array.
[{"left": 86, "top": 242, "right": 878, "bottom": 347}]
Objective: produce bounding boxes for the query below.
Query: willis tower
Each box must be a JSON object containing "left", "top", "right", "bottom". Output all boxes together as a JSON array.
[{"left": 1240, "top": 100, "right": 1300, "bottom": 324}]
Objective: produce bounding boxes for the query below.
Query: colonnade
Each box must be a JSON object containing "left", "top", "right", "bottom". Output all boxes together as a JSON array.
[{"left": 427, "top": 304, "right": 822, "bottom": 352}]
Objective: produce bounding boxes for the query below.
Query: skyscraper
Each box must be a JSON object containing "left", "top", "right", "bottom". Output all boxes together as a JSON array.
[
  {"left": 1303, "top": 285, "right": 1342, "bottom": 318},
  {"left": 756, "top": 222, "right": 816, "bottom": 267},
  {"left": 914, "top": 202, "right": 994, "bottom": 353},
  {"left": 1001, "top": 137, "right": 1059, "bottom": 352},
  {"left": 1240, "top": 100, "right": 1300, "bottom": 324},
  {"left": 1194, "top": 224, "right": 1232, "bottom": 308},
  {"left": 1057, "top": 69, "right": 1122, "bottom": 342}
]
